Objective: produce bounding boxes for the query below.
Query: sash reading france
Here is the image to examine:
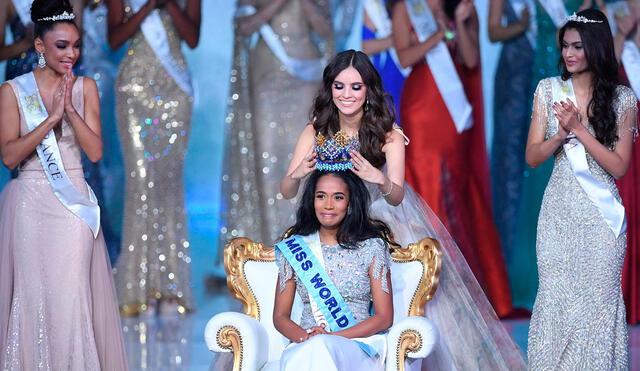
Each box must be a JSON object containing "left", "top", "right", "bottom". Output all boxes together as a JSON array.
[{"left": 275, "top": 235, "right": 357, "bottom": 332}]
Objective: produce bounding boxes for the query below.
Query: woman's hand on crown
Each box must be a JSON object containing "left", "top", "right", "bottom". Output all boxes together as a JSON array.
[
  {"left": 350, "top": 151, "right": 385, "bottom": 185},
  {"left": 290, "top": 150, "right": 317, "bottom": 180}
]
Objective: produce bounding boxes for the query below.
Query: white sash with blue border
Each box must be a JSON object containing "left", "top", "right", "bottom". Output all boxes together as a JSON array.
[
  {"left": 129, "top": 0, "right": 194, "bottom": 96},
  {"left": 14, "top": 72, "right": 101, "bottom": 238},
  {"left": 11, "top": 0, "right": 32, "bottom": 26},
  {"left": 404, "top": 0, "right": 473, "bottom": 133},
  {"left": 537, "top": 0, "right": 569, "bottom": 28},
  {"left": 551, "top": 77, "right": 627, "bottom": 238},
  {"left": 276, "top": 233, "right": 381, "bottom": 357}
]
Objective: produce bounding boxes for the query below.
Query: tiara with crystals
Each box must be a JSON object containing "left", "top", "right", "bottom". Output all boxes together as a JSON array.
[
  {"left": 315, "top": 130, "right": 361, "bottom": 171},
  {"left": 566, "top": 12, "right": 603, "bottom": 24},
  {"left": 37, "top": 11, "right": 76, "bottom": 22}
]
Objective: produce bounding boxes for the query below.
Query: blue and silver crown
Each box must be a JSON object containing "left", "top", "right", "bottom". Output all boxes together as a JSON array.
[{"left": 315, "top": 130, "right": 361, "bottom": 171}]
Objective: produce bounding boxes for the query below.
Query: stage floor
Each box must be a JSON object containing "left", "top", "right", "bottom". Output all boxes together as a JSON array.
[{"left": 121, "top": 293, "right": 640, "bottom": 370}]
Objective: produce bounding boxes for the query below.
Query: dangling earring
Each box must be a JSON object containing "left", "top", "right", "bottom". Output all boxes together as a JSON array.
[
  {"left": 347, "top": 205, "right": 352, "bottom": 215},
  {"left": 38, "top": 53, "right": 46, "bottom": 69},
  {"left": 364, "top": 98, "right": 369, "bottom": 112}
]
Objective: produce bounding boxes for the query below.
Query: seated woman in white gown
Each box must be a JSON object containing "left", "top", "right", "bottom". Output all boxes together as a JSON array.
[{"left": 274, "top": 169, "right": 398, "bottom": 370}]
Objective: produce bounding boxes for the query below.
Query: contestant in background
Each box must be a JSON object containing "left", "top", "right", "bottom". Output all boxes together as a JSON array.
[
  {"left": 526, "top": 10, "right": 634, "bottom": 368},
  {"left": 512, "top": 0, "right": 586, "bottom": 311},
  {"left": 219, "top": 0, "right": 333, "bottom": 251},
  {"left": 362, "top": 0, "right": 409, "bottom": 123},
  {"left": 604, "top": 0, "right": 640, "bottom": 325},
  {"left": 488, "top": 0, "right": 537, "bottom": 310},
  {"left": 107, "top": 0, "right": 201, "bottom": 316},
  {"left": 80, "top": 0, "right": 124, "bottom": 264},
  {"left": 281, "top": 50, "right": 525, "bottom": 370},
  {"left": 391, "top": 0, "right": 513, "bottom": 317},
  {"left": 274, "top": 170, "right": 395, "bottom": 370},
  {"left": 0, "top": 0, "right": 127, "bottom": 368}
]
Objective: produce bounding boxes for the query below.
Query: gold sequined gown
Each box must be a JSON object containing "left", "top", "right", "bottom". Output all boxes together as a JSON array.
[
  {"left": 219, "top": 0, "right": 332, "bottom": 249},
  {"left": 0, "top": 76, "right": 128, "bottom": 370},
  {"left": 114, "top": 7, "right": 193, "bottom": 315},
  {"left": 527, "top": 78, "right": 637, "bottom": 369}
]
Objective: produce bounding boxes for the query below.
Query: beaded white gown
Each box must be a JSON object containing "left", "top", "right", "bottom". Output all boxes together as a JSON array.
[{"left": 527, "top": 78, "right": 637, "bottom": 369}]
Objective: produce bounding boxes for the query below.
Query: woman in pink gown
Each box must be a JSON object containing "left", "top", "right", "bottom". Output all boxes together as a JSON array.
[{"left": 0, "top": 0, "right": 127, "bottom": 369}]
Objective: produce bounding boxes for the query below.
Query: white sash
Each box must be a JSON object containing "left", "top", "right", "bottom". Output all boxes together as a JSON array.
[
  {"left": 537, "top": 0, "right": 569, "bottom": 28},
  {"left": 11, "top": 0, "right": 32, "bottom": 26},
  {"left": 14, "top": 73, "right": 101, "bottom": 238},
  {"left": 364, "top": 0, "right": 412, "bottom": 77},
  {"left": 235, "top": 5, "right": 323, "bottom": 82},
  {"left": 605, "top": 2, "right": 640, "bottom": 99},
  {"left": 551, "top": 77, "right": 626, "bottom": 237},
  {"left": 129, "top": 0, "right": 194, "bottom": 96},
  {"left": 507, "top": 0, "right": 537, "bottom": 49},
  {"left": 404, "top": 0, "right": 473, "bottom": 132}
]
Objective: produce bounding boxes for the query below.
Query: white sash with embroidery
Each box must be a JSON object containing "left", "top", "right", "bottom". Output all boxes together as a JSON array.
[
  {"left": 364, "top": 0, "right": 411, "bottom": 77},
  {"left": 606, "top": 2, "right": 640, "bottom": 99},
  {"left": 14, "top": 73, "right": 101, "bottom": 238},
  {"left": 235, "top": 5, "right": 323, "bottom": 82},
  {"left": 129, "top": 0, "right": 193, "bottom": 96},
  {"left": 507, "top": 0, "right": 537, "bottom": 48},
  {"left": 11, "top": 0, "right": 32, "bottom": 26},
  {"left": 551, "top": 77, "right": 626, "bottom": 237},
  {"left": 404, "top": 0, "right": 473, "bottom": 132},
  {"left": 537, "top": 0, "right": 568, "bottom": 28}
]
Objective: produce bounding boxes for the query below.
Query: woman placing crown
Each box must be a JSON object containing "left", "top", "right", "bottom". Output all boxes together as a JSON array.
[
  {"left": 280, "top": 49, "right": 526, "bottom": 369},
  {"left": 0, "top": 0, "right": 127, "bottom": 369},
  {"left": 525, "top": 9, "right": 636, "bottom": 368}
]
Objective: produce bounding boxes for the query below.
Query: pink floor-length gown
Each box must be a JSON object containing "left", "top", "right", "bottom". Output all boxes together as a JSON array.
[{"left": 0, "top": 76, "right": 128, "bottom": 370}]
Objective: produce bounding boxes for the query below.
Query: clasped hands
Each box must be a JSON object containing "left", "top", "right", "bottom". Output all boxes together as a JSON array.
[
  {"left": 50, "top": 71, "right": 77, "bottom": 123},
  {"left": 552, "top": 98, "right": 584, "bottom": 140}
]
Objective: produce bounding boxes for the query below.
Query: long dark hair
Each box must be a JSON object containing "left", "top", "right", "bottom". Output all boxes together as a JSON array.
[
  {"left": 286, "top": 171, "right": 397, "bottom": 249},
  {"left": 558, "top": 9, "right": 619, "bottom": 148},
  {"left": 311, "top": 50, "right": 395, "bottom": 169},
  {"left": 31, "top": 0, "right": 77, "bottom": 38}
]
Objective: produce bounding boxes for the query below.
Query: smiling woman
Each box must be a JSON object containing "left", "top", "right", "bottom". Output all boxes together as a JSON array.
[
  {"left": 0, "top": 0, "right": 127, "bottom": 369},
  {"left": 525, "top": 9, "right": 636, "bottom": 369}
]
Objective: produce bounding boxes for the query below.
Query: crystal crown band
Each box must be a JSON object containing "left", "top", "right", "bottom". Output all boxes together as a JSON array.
[
  {"left": 37, "top": 11, "right": 76, "bottom": 22},
  {"left": 566, "top": 12, "right": 603, "bottom": 24}
]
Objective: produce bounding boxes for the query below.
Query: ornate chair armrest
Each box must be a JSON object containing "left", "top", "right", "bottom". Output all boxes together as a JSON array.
[
  {"left": 385, "top": 316, "right": 439, "bottom": 371},
  {"left": 204, "top": 312, "right": 269, "bottom": 371}
]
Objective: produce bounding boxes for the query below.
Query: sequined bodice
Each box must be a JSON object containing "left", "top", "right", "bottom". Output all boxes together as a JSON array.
[
  {"left": 538, "top": 78, "right": 637, "bottom": 197},
  {"left": 7, "top": 77, "right": 85, "bottom": 172},
  {"left": 120, "top": 7, "right": 188, "bottom": 72},
  {"left": 277, "top": 237, "right": 391, "bottom": 330}
]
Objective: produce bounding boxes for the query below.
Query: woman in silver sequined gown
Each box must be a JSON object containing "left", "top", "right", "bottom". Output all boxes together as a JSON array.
[
  {"left": 107, "top": 0, "right": 201, "bottom": 316},
  {"left": 219, "top": 0, "right": 333, "bottom": 251},
  {"left": 526, "top": 10, "right": 637, "bottom": 369}
]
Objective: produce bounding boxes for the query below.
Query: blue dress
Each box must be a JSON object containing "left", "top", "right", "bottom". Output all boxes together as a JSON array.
[
  {"left": 362, "top": 25, "right": 405, "bottom": 123},
  {"left": 490, "top": 0, "right": 535, "bottom": 309}
]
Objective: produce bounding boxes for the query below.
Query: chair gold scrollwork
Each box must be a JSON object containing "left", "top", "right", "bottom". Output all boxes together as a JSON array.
[{"left": 205, "top": 237, "right": 442, "bottom": 371}]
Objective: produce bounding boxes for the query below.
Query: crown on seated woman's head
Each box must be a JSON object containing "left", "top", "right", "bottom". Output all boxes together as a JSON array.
[
  {"left": 315, "top": 130, "right": 361, "bottom": 171},
  {"left": 566, "top": 12, "right": 603, "bottom": 24},
  {"left": 37, "top": 11, "right": 76, "bottom": 22}
]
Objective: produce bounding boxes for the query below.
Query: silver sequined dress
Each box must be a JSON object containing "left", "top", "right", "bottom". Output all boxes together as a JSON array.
[
  {"left": 114, "top": 4, "right": 193, "bottom": 315},
  {"left": 276, "top": 238, "right": 390, "bottom": 329},
  {"left": 527, "top": 78, "right": 637, "bottom": 369}
]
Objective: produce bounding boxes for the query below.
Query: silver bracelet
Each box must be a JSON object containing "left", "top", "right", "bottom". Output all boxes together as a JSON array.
[{"left": 381, "top": 179, "right": 393, "bottom": 197}]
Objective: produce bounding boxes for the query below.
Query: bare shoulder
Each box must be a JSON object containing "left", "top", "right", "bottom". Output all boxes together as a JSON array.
[
  {"left": 0, "top": 82, "right": 18, "bottom": 107},
  {"left": 81, "top": 76, "right": 99, "bottom": 93}
]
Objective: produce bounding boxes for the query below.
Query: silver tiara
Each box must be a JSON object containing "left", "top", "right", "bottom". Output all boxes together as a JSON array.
[
  {"left": 566, "top": 12, "right": 603, "bottom": 24},
  {"left": 37, "top": 11, "right": 76, "bottom": 22}
]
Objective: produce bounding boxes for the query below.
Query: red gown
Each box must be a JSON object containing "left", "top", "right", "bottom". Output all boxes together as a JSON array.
[{"left": 400, "top": 54, "right": 513, "bottom": 317}]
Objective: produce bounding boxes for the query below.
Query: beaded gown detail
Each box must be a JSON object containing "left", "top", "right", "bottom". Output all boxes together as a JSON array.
[
  {"left": 114, "top": 5, "right": 194, "bottom": 314},
  {"left": 0, "top": 76, "right": 128, "bottom": 370},
  {"left": 219, "top": 0, "right": 332, "bottom": 252},
  {"left": 527, "top": 78, "right": 636, "bottom": 369}
]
